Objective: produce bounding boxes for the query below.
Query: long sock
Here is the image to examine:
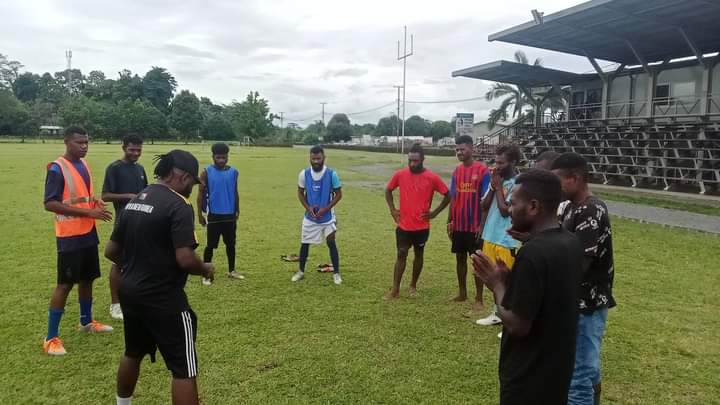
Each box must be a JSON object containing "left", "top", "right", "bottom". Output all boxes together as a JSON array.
[
  {"left": 203, "top": 246, "right": 213, "bottom": 264},
  {"left": 47, "top": 308, "right": 64, "bottom": 340},
  {"left": 327, "top": 240, "right": 340, "bottom": 274},
  {"left": 226, "top": 244, "right": 236, "bottom": 273},
  {"left": 299, "top": 243, "right": 309, "bottom": 273},
  {"left": 79, "top": 298, "right": 92, "bottom": 326},
  {"left": 116, "top": 395, "right": 132, "bottom": 405}
]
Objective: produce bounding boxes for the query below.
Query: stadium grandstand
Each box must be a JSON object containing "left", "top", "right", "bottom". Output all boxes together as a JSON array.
[{"left": 453, "top": 0, "right": 720, "bottom": 194}]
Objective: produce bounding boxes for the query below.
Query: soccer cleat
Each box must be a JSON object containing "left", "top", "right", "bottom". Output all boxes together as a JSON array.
[
  {"left": 333, "top": 273, "right": 342, "bottom": 285},
  {"left": 475, "top": 313, "right": 502, "bottom": 326},
  {"left": 43, "top": 336, "right": 67, "bottom": 356},
  {"left": 228, "top": 271, "right": 245, "bottom": 280},
  {"left": 78, "top": 320, "right": 114, "bottom": 333},
  {"left": 109, "top": 303, "right": 124, "bottom": 320},
  {"left": 202, "top": 277, "right": 213, "bottom": 286},
  {"left": 291, "top": 271, "right": 304, "bottom": 282}
]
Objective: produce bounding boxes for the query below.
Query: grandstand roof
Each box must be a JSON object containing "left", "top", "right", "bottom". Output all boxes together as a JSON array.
[
  {"left": 451, "top": 60, "right": 592, "bottom": 87},
  {"left": 488, "top": 0, "right": 720, "bottom": 65}
]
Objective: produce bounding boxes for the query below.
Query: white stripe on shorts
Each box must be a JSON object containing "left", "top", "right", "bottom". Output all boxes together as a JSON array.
[{"left": 181, "top": 311, "right": 197, "bottom": 377}]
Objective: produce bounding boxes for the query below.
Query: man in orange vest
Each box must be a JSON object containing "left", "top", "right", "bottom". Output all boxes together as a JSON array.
[{"left": 43, "top": 126, "right": 115, "bottom": 356}]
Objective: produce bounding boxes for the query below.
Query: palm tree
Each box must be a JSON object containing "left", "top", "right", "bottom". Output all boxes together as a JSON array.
[{"left": 485, "top": 51, "right": 567, "bottom": 129}]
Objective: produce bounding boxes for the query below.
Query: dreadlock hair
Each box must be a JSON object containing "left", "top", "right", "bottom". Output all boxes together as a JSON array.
[{"left": 153, "top": 153, "right": 175, "bottom": 180}]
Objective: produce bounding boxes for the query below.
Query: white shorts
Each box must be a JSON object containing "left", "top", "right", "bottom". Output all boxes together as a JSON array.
[{"left": 301, "top": 217, "right": 337, "bottom": 244}]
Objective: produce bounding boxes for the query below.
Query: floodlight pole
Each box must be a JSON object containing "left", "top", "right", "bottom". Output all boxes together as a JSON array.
[
  {"left": 393, "top": 85, "right": 403, "bottom": 152},
  {"left": 397, "top": 26, "right": 413, "bottom": 156}
]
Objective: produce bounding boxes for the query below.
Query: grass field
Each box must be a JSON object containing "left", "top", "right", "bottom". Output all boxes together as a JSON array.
[{"left": 0, "top": 143, "right": 718, "bottom": 404}]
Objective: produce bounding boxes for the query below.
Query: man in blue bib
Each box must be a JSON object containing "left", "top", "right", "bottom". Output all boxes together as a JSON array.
[
  {"left": 292, "top": 145, "right": 343, "bottom": 285},
  {"left": 197, "top": 143, "right": 242, "bottom": 285}
]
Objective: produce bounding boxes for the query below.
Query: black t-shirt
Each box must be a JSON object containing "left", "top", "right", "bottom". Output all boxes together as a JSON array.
[
  {"left": 499, "top": 227, "right": 582, "bottom": 405},
  {"left": 561, "top": 196, "right": 616, "bottom": 313},
  {"left": 102, "top": 160, "right": 148, "bottom": 212},
  {"left": 110, "top": 184, "right": 198, "bottom": 313}
]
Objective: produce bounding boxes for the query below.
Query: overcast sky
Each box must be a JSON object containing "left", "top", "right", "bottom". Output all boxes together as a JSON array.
[{"left": 1, "top": 0, "right": 601, "bottom": 125}]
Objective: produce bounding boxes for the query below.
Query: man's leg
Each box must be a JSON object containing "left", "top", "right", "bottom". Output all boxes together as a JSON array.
[
  {"left": 471, "top": 273, "right": 486, "bottom": 312},
  {"left": 203, "top": 221, "right": 221, "bottom": 265},
  {"left": 109, "top": 264, "right": 123, "bottom": 319},
  {"left": 408, "top": 244, "right": 424, "bottom": 296},
  {"left": 385, "top": 230, "right": 410, "bottom": 299},
  {"left": 47, "top": 283, "right": 73, "bottom": 340},
  {"left": 452, "top": 252, "right": 468, "bottom": 302},
  {"left": 77, "top": 281, "right": 93, "bottom": 326},
  {"left": 221, "top": 222, "right": 237, "bottom": 274},
  {"left": 116, "top": 355, "right": 142, "bottom": 403},
  {"left": 568, "top": 308, "right": 608, "bottom": 405},
  {"left": 171, "top": 378, "right": 199, "bottom": 405},
  {"left": 326, "top": 232, "right": 339, "bottom": 274},
  {"left": 292, "top": 243, "right": 310, "bottom": 282}
]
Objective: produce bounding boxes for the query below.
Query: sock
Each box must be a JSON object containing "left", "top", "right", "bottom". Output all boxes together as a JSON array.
[
  {"left": 47, "top": 308, "right": 64, "bottom": 340},
  {"left": 226, "top": 243, "right": 236, "bottom": 273},
  {"left": 203, "top": 246, "right": 213, "bottom": 265},
  {"left": 299, "top": 243, "right": 309, "bottom": 273},
  {"left": 79, "top": 298, "right": 93, "bottom": 326},
  {"left": 116, "top": 395, "right": 132, "bottom": 405},
  {"left": 327, "top": 240, "right": 340, "bottom": 274}
]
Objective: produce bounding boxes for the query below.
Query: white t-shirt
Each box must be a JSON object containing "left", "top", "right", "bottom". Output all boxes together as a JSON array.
[{"left": 297, "top": 166, "right": 341, "bottom": 189}]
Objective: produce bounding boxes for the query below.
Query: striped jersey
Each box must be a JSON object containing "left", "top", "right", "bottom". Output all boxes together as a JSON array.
[{"left": 449, "top": 161, "right": 490, "bottom": 233}]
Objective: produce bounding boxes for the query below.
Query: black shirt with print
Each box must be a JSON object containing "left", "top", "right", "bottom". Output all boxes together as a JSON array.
[
  {"left": 111, "top": 184, "right": 198, "bottom": 313},
  {"left": 561, "top": 195, "right": 616, "bottom": 314}
]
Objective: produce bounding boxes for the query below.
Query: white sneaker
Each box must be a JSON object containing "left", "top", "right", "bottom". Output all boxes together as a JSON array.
[
  {"left": 109, "top": 303, "right": 123, "bottom": 320},
  {"left": 475, "top": 312, "right": 502, "bottom": 326},
  {"left": 202, "top": 278, "right": 212, "bottom": 286},
  {"left": 497, "top": 331, "right": 503, "bottom": 339},
  {"left": 228, "top": 271, "right": 245, "bottom": 280},
  {"left": 291, "top": 271, "right": 304, "bottom": 282},
  {"left": 333, "top": 273, "right": 342, "bottom": 285}
]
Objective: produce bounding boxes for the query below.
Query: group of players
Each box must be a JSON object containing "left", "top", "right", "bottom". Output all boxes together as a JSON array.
[{"left": 41, "top": 126, "right": 615, "bottom": 405}]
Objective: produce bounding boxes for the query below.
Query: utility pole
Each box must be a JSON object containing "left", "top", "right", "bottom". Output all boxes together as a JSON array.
[
  {"left": 320, "top": 102, "right": 327, "bottom": 125},
  {"left": 65, "top": 50, "right": 73, "bottom": 94},
  {"left": 393, "top": 85, "right": 403, "bottom": 152},
  {"left": 397, "top": 26, "right": 413, "bottom": 155},
  {"left": 279, "top": 112, "right": 284, "bottom": 129}
]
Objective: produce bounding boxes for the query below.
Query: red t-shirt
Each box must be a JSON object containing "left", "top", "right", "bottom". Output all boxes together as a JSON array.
[
  {"left": 386, "top": 167, "right": 449, "bottom": 231},
  {"left": 450, "top": 161, "right": 491, "bottom": 233}
]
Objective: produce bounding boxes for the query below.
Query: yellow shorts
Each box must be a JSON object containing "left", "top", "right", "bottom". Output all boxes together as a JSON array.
[{"left": 482, "top": 241, "right": 516, "bottom": 268}]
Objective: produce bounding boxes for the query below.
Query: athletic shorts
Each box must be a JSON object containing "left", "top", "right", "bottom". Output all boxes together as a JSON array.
[
  {"left": 121, "top": 304, "right": 199, "bottom": 379},
  {"left": 482, "top": 241, "right": 517, "bottom": 268},
  {"left": 451, "top": 231, "right": 482, "bottom": 254},
  {"left": 396, "top": 228, "right": 430, "bottom": 251},
  {"left": 301, "top": 217, "right": 337, "bottom": 245},
  {"left": 206, "top": 214, "right": 237, "bottom": 248},
  {"left": 57, "top": 246, "right": 101, "bottom": 284}
]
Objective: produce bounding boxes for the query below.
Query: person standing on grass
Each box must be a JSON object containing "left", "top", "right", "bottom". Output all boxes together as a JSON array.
[
  {"left": 552, "top": 153, "right": 615, "bottom": 405},
  {"left": 292, "top": 145, "right": 344, "bottom": 285},
  {"left": 197, "top": 142, "right": 243, "bottom": 285},
  {"left": 42, "top": 126, "right": 114, "bottom": 356},
  {"left": 475, "top": 144, "right": 522, "bottom": 328},
  {"left": 447, "top": 135, "right": 491, "bottom": 311},
  {"left": 384, "top": 143, "right": 451, "bottom": 300},
  {"left": 472, "top": 169, "right": 582, "bottom": 405},
  {"left": 105, "top": 150, "right": 214, "bottom": 405},
  {"left": 102, "top": 133, "right": 148, "bottom": 320}
]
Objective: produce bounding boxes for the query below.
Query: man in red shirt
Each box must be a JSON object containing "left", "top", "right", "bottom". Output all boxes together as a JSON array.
[
  {"left": 384, "top": 144, "right": 450, "bottom": 300},
  {"left": 447, "top": 135, "right": 491, "bottom": 310}
]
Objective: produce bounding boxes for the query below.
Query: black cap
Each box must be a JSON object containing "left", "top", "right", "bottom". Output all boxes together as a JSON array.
[{"left": 167, "top": 150, "right": 201, "bottom": 184}]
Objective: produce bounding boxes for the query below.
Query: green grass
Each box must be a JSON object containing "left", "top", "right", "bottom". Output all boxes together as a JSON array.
[
  {"left": 0, "top": 144, "right": 718, "bottom": 404},
  {"left": 594, "top": 190, "right": 720, "bottom": 217}
]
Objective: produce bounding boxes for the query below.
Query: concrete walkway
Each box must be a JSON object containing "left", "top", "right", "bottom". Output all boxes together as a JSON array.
[{"left": 607, "top": 201, "right": 720, "bottom": 234}]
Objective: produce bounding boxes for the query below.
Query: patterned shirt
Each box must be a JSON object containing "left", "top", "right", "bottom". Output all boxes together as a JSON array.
[
  {"left": 561, "top": 196, "right": 616, "bottom": 314},
  {"left": 449, "top": 161, "right": 490, "bottom": 233}
]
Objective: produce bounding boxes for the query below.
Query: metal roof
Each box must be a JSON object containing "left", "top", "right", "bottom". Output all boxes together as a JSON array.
[
  {"left": 488, "top": 0, "right": 720, "bottom": 65},
  {"left": 451, "top": 60, "right": 593, "bottom": 87}
]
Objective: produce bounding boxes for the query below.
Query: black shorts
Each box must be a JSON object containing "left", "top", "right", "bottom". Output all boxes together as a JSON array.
[
  {"left": 57, "top": 246, "right": 101, "bottom": 284},
  {"left": 206, "top": 214, "right": 236, "bottom": 248},
  {"left": 451, "top": 231, "right": 482, "bottom": 254},
  {"left": 122, "top": 305, "right": 199, "bottom": 379},
  {"left": 396, "top": 228, "right": 430, "bottom": 251}
]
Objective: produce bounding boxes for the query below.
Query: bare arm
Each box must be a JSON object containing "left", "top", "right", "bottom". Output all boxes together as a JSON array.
[
  {"left": 104, "top": 240, "right": 123, "bottom": 264},
  {"left": 385, "top": 188, "right": 400, "bottom": 224},
  {"left": 494, "top": 188, "right": 511, "bottom": 217},
  {"left": 175, "top": 247, "right": 214, "bottom": 279},
  {"left": 196, "top": 170, "right": 208, "bottom": 225},
  {"left": 44, "top": 200, "right": 112, "bottom": 222},
  {"left": 481, "top": 189, "right": 494, "bottom": 211},
  {"left": 423, "top": 192, "right": 451, "bottom": 220}
]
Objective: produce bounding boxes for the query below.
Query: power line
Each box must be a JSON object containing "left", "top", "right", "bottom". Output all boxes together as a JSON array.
[
  {"left": 406, "top": 95, "right": 487, "bottom": 104},
  {"left": 328, "top": 101, "right": 398, "bottom": 117}
]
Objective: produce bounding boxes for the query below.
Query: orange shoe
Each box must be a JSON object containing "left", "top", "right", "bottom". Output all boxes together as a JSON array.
[
  {"left": 43, "top": 337, "right": 67, "bottom": 356},
  {"left": 78, "top": 320, "right": 114, "bottom": 333}
]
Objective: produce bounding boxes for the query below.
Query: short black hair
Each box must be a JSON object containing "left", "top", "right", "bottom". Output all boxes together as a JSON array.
[
  {"left": 409, "top": 143, "right": 424, "bottom": 158},
  {"left": 551, "top": 152, "right": 589, "bottom": 181},
  {"left": 455, "top": 135, "right": 474, "bottom": 147},
  {"left": 211, "top": 142, "right": 229, "bottom": 155},
  {"left": 535, "top": 150, "right": 560, "bottom": 165},
  {"left": 515, "top": 169, "right": 562, "bottom": 215},
  {"left": 64, "top": 126, "right": 87, "bottom": 140},
  {"left": 496, "top": 144, "right": 521, "bottom": 164},
  {"left": 122, "top": 133, "right": 144, "bottom": 146},
  {"left": 310, "top": 145, "right": 324, "bottom": 155}
]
